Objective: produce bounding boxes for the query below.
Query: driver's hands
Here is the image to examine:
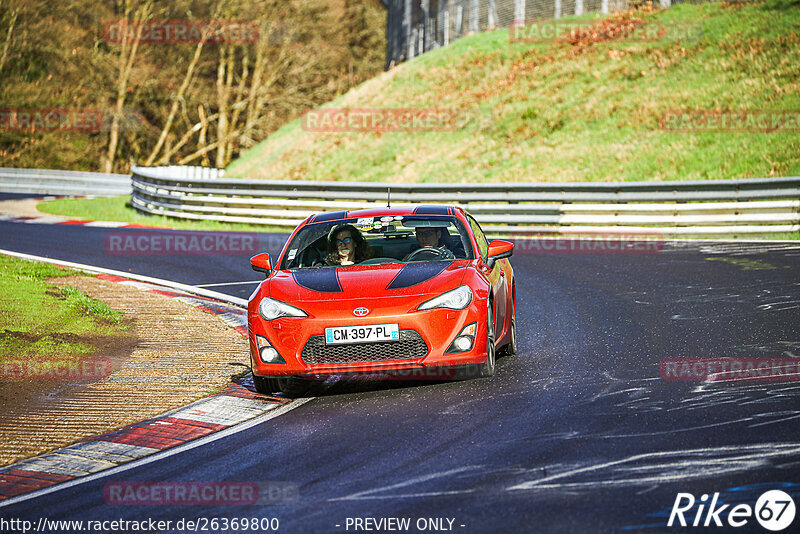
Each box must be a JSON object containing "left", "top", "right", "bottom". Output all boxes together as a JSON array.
[{"left": 404, "top": 246, "right": 455, "bottom": 262}]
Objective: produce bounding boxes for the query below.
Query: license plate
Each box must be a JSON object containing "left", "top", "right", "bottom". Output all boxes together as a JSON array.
[{"left": 325, "top": 324, "right": 399, "bottom": 345}]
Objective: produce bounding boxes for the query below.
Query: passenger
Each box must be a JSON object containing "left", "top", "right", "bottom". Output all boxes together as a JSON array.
[{"left": 325, "top": 224, "right": 372, "bottom": 266}]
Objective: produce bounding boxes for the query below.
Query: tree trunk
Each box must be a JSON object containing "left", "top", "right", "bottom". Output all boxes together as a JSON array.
[
  {"left": 144, "top": 38, "right": 206, "bottom": 165},
  {"left": 104, "top": 0, "right": 152, "bottom": 174},
  {"left": 215, "top": 44, "right": 234, "bottom": 168},
  {"left": 0, "top": 8, "right": 18, "bottom": 73}
]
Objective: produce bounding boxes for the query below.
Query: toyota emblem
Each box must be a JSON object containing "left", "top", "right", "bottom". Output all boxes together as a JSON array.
[{"left": 353, "top": 307, "right": 370, "bottom": 317}]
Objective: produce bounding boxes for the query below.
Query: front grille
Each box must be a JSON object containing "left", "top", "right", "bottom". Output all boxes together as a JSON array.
[{"left": 301, "top": 330, "right": 428, "bottom": 365}]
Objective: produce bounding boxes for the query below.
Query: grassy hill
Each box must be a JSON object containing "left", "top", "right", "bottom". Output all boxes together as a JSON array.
[{"left": 227, "top": 0, "right": 800, "bottom": 183}]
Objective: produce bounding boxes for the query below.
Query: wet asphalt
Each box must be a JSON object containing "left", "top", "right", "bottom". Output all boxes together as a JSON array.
[{"left": 1, "top": 223, "right": 799, "bottom": 533}]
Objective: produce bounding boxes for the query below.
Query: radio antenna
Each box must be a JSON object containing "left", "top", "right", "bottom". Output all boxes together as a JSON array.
[{"left": 387, "top": 187, "right": 391, "bottom": 208}]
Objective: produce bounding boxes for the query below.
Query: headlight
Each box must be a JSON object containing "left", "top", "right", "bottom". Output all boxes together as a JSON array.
[
  {"left": 258, "top": 297, "right": 308, "bottom": 320},
  {"left": 417, "top": 285, "right": 473, "bottom": 311}
]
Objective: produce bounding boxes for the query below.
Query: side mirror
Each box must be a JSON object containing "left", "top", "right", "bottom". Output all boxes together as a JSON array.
[
  {"left": 251, "top": 253, "right": 272, "bottom": 277},
  {"left": 486, "top": 240, "right": 514, "bottom": 269}
]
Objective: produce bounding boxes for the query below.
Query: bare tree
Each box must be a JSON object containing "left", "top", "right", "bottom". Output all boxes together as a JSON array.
[
  {"left": 104, "top": 0, "right": 153, "bottom": 174},
  {"left": 139, "top": 0, "right": 367, "bottom": 169},
  {"left": 0, "top": 3, "right": 18, "bottom": 73},
  {"left": 143, "top": 0, "right": 228, "bottom": 166},
  {"left": 215, "top": 42, "right": 234, "bottom": 167},
  {"left": 153, "top": 3, "right": 295, "bottom": 167},
  {"left": 197, "top": 105, "right": 211, "bottom": 167},
  {"left": 143, "top": 36, "right": 208, "bottom": 166}
]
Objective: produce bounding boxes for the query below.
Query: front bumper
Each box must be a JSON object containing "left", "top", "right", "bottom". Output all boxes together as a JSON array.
[{"left": 248, "top": 301, "right": 488, "bottom": 378}]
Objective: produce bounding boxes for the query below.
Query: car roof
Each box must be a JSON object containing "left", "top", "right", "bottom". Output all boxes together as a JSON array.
[{"left": 305, "top": 205, "right": 466, "bottom": 225}]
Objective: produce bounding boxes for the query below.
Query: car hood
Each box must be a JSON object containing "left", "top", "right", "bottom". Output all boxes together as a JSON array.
[{"left": 266, "top": 261, "right": 469, "bottom": 303}]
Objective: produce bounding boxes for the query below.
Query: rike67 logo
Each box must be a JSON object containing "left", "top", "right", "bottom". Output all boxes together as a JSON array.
[{"left": 668, "top": 490, "right": 795, "bottom": 531}]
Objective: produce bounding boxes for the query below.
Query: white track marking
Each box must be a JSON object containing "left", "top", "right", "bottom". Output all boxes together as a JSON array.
[
  {"left": 62, "top": 441, "right": 160, "bottom": 462},
  {"left": 329, "top": 466, "right": 482, "bottom": 501},
  {"left": 83, "top": 221, "right": 129, "bottom": 228},
  {"left": 507, "top": 443, "right": 800, "bottom": 492},
  {"left": 21, "top": 216, "right": 67, "bottom": 224},
  {"left": 171, "top": 396, "right": 278, "bottom": 426},
  {"left": 0, "top": 398, "right": 314, "bottom": 508},
  {"left": 0, "top": 248, "right": 247, "bottom": 307},
  {"left": 12, "top": 455, "right": 117, "bottom": 477},
  {"left": 195, "top": 280, "right": 262, "bottom": 288}
]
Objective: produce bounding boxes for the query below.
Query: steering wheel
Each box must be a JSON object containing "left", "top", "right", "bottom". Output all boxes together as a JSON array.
[
  {"left": 304, "top": 241, "right": 328, "bottom": 267},
  {"left": 403, "top": 247, "right": 453, "bottom": 262},
  {"left": 359, "top": 257, "right": 398, "bottom": 266}
]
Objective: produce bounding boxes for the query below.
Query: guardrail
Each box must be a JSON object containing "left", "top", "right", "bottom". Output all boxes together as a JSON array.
[
  {"left": 130, "top": 165, "right": 800, "bottom": 235},
  {"left": 0, "top": 168, "right": 130, "bottom": 196}
]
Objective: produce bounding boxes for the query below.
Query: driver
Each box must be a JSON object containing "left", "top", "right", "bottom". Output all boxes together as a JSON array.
[
  {"left": 412, "top": 226, "right": 456, "bottom": 260},
  {"left": 325, "top": 224, "right": 372, "bottom": 266}
]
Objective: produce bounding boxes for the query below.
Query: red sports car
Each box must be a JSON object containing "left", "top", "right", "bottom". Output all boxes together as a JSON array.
[{"left": 248, "top": 205, "right": 516, "bottom": 394}]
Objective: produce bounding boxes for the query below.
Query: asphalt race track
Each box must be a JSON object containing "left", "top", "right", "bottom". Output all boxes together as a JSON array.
[{"left": 1, "top": 222, "right": 799, "bottom": 533}]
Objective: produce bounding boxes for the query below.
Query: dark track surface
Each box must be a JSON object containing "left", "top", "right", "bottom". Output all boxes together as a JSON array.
[
  {"left": 1, "top": 222, "right": 799, "bottom": 533},
  {"left": 0, "top": 193, "right": 44, "bottom": 201},
  {"left": 0, "top": 221, "right": 284, "bottom": 299}
]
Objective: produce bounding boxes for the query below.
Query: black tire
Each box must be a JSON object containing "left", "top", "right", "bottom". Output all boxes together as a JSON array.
[
  {"left": 253, "top": 374, "right": 289, "bottom": 395},
  {"left": 478, "top": 300, "right": 496, "bottom": 378},
  {"left": 500, "top": 312, "right": 517, "bottom": 357},
  {"left": 253, "top": 374, "right": 311, "bottom": 398}
]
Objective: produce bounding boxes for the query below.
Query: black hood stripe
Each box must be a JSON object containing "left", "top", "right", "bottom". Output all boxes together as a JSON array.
[
  {"left": 386, "top": 261, "right": 451, "bottom": 291},
  {"left": 292, "top": 268, "right": 342, "bottom": 293}
]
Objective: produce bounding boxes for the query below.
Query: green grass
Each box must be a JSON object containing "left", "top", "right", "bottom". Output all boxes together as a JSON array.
[
  {"left": 226, "top": 0, "right": 800, "bottom": 183},
  {"left": 0, "top": 255, "right": 127, "bottom": 365},
  {"left": 766, "top": 231, "right": 800, "bottom": 240},
  {"left": 37, "top": 196, "right": 290, "bottom": 233}
]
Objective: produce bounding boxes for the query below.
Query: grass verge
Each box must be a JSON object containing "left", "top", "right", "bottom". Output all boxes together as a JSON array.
[{"left": 0, "top": 255, "right": 127, "bottom": 366}]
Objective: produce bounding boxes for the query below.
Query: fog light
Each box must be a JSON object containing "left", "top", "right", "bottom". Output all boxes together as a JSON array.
[
  {"left": 260, "top": 347, "right": 280, "bottom": 363},
  {"left": 445, "top": 322, "right": 477, "bottom": 354},
  {"left": 255, "top": 335, "right": 285, "bottom": 364},
  {"left": 453, "top": 336, "right": 473, "bottom": 351}
]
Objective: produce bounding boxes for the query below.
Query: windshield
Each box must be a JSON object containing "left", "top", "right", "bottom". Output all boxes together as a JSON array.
[{"left": 281, "top": 215, "right": 474, "bottom": 270}]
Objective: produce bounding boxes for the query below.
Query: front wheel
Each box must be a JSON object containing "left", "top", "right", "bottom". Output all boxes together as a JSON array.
[
  {"left": 253, "top": 374, "right": 311, "bottom": 397},
  {"left": 253, "top": 374, "right": 289, "bottom": 395},
  {"left": 478, "top": 301, "right": 496, "bottom": 378}
]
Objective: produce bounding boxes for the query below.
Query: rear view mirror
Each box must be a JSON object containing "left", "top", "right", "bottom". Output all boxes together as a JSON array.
[
  {"left": 486, "top": 240, "right": 514, "bottom": 269},
  {"left": 251, "top": 253, "right": 272, "bottom": 277}
]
